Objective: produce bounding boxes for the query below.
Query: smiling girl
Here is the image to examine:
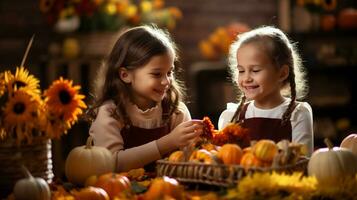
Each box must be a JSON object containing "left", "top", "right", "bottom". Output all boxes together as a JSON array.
[
  {"left": 218, "top": 26, "right": 313, "bottom": 155},
  {"left": 87, "top": 25, "right": 203, "bottom": 172}
]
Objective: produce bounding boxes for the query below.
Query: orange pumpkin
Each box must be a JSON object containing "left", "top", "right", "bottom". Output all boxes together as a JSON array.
[
  {"left": 95, "top": 173, "right": 131, "bottom": 198},
  {"left": 240, "top": 152, "right": 264, "bottom": 169},
  {"left": 340, "top": 134, "right": 357, "bottom": 156},
  {"left": 168, "top": 151, "right": 184, "bottom": 162},
  {"left": 201, "top": 143, "right": 217, "bottom": 151},
  {"left": 217, "top": 144, "right": 243, "bottom": 165},
  {"left": 72, "top": 186, "right": 109, "bottom": 200},
  {"left": 144, "top": 176, "right": 183, "bottom": 200},
  {"left": 252, "top": 139, "right": 278, "bottom": 162},
  {"left": 189, "top": 149, "right": 215, "bottom": 164}
]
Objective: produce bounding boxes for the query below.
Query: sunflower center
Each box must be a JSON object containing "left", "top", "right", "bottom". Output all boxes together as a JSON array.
[
  {"left": 59, "top": 90, "right": 71, "bottom": 104},
  {"left": 13, "top": 102, "right": 25, "bottom": 114},
  {"left": 13, "top": 81, "right": 27, "bottom": 88}
]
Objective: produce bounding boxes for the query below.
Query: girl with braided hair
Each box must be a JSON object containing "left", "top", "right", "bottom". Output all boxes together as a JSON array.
[{"left": 218, "top": 26, "right": 313, "bottom": 155}]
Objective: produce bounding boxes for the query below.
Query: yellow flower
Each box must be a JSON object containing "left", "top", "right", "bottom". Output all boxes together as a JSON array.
[
  {"left": 105, "top": 3, "right": 117, "bottom": 15},
  {"left": 4, "top": 66, "right": 40, "bottom": 97},
  {"left": 3, "top": 90, "right": 42, "bottom": 143},
  {"left": 230, "top": 172, "right": 317, "bottom": 199},
  {"left": 44, "top": 77, "right": 86, "bottom": 126},
  {"left": 141, "top": 0, "right": 153, "bottom": 13}
]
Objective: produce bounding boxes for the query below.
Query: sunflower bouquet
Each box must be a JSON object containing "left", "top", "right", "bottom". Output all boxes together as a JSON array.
[{"left": 0, "top": 66, "right": 87, "bottom": 144}]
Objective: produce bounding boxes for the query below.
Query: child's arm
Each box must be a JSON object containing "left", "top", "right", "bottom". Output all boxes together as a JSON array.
[
  {"left": 89, "top": 102, "right": 162, "bottom": 172},
  {"left": 291, "top": 102, "right": 314, "bottom": 156}
]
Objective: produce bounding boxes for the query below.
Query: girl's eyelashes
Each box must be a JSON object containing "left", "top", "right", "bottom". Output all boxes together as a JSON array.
[{"left": 150, "top": 70, "right": 174, "bottom": 78}]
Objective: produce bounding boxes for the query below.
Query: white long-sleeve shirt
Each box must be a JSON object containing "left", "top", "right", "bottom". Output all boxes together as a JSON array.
[{"left": 218, "top": 98, "right": 314, "bottom": 155}]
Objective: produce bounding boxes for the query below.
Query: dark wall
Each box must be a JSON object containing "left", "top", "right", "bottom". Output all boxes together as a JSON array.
[{"left": 0, "top": 0, "right": 278, "bottom": 116}]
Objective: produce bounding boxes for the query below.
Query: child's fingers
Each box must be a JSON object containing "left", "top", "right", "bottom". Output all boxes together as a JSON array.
[{"left": 183, "top": 129, "right": 201, "bottom": 140}]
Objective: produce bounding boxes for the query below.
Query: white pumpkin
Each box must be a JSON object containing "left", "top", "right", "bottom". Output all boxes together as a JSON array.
[
  {"left": 308, "top": 138, "right": 357, "bottom": 185},
  {"left": 13, "top": 166, "right": 51, "bottom": 200},
  {"left": 340, "top": 133, "right": 357, "bottom": 156},
  {"left": 65, "top": 135, "right": 115, "bottom": 185}
]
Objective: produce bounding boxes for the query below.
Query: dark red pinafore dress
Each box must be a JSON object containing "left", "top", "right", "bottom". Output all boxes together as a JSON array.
[
  {"left": 235, "top": 102, "right": 296, "bottom": 148},
  {"left": 120, "top": 103, "right": 171, "bottom": 172}
]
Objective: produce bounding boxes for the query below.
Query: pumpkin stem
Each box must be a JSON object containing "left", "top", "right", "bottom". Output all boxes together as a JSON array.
[
  {"left": 85, "top": 136, "right": 94, "bottom": 149},
  {"left": 324, "top": 138, "right": 334, "bottom": 150},
  {"left": 20, "top": 165, "right": 33, "bottom": 179}
]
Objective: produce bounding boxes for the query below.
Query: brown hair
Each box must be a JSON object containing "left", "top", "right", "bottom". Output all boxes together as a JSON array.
[
  {"left": 86, "top": 25, "right": 185, "bottom": 125},
  {"left": 228, "top": 26, "right": 308, "bottom": 124}
]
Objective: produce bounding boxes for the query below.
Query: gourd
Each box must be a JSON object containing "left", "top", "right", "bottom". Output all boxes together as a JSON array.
[
  {"left": 189, "top": 149, "right": 215, "bottom": 164},
  {"left": 94, "top": 173, "right": 131, "bottom": 198},
  {"left": 144, "top": 176, "right": 183, "bottom": 200},
  {"left": 13, "top": 165, "right": 51, "bottom": 200},
  {"left": 340, "top": 133, "right": 357, "bottom": 156},
  {"left": 168, "top": 150, "right": 184, "bottom": 162},
  {"left": 65, "top": 136, "right": 115, "bottom": 185},
  {"left": 72, "top": 186, "right": 110, "bottom": 200},
  {"left": 240, "top": 152, "right": 264, "bottom": 169},
  {"left": 308, "top": 138, "right": 357, "bottom": 185},
  {"left": 217, "top": 144, "right": 243, "bottom": 165},
  {"left": 252, "top": 139, "right": 278, "bottom": 162}
]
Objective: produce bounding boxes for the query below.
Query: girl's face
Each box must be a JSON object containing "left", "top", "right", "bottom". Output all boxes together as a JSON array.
[
  {"left": 122, "top": 52, "right": 175, "bottom": 110},
  {"left": 236, "top": 43, "right": 288, "bottom": 109}
]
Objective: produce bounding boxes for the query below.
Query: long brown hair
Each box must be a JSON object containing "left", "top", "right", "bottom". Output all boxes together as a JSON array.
[
  {"left": 86, "top": 25, "right": 185, "bottom": 125},
  {"left": 228, "top": 26, "right": 308, "bottom": 124}
]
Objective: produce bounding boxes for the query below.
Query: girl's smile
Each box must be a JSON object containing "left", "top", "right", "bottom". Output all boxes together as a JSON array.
[
  {"left": 236, "top": 43, "right": 287, "bottom": 109},
  {"left": 121, "top": 52, "right": 175, "bottom": 110}
]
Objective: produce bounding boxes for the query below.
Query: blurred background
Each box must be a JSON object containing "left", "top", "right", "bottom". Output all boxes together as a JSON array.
[{"left": 0, "top": 0, "right": 356, "bottom": 179}]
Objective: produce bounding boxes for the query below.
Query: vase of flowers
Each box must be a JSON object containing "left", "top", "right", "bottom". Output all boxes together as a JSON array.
[
  {"left": 40, "top": 0, "right": 183, "bottom": 57},
  {"left": 0, "top": 54, "right": 87, "bottom": 196}
]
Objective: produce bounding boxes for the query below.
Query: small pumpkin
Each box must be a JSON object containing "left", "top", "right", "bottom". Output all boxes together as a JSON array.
[
  {"left": 168, "top": 150, "right": 184, "bottom": 162},
  {"left": 95, "top": 173, "right": 131, "bottom": 198},
  {"left": 308, "top": 138, "right": 357, "bottom": 186},
  {"left": 72, "top": 186, "right": 110, "bottom": 200},
  {"left": 201, "top": 143, "right": 217, "bottom": 151},
  {"left": 144, "top": 176, "right": 183, "bottom": 200},
  {"left": 340, "top": 133, "right": 357, "bottom": 156},
  {"left": 189, "top": 149, "right": 215, "bottom": 164},
  {"left": 217, "top": 144, "right": 243, "bottom": 165},
  {"left": 13, "top": 165, "right": 51, "bottom": 200},
  {"left": 252, "top": 139, "right": 278, "bottom": 162},
  {"left": 240, "top": 152, "right": 265, "bottom": 169},
  {"left": 65, "top": 136, "right": 115, "bottom": 185}
]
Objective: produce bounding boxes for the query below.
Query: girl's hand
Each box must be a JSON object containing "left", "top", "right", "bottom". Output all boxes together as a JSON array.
[
  {"left": 170, "top": 120, "right": 203, "bottom": 148},
  {"left": 156, "top": 120, "right": 203, "bottom": 155}
]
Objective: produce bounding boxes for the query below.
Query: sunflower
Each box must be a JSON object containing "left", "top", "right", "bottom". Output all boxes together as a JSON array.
[
  {"left": 225, "top": 172, "right": 317, "bottom": 199},
  {"left": 43, "top": 112, "right": 71, "bottom": 139},
  {"left": 4, "top": 66, "right": 41, "bottom": 97},
  {"left": 44, "top": 77, "right": 86, "bottom": 126},
  {"left": 2, "top": 90, "right": 42, "bottom": 143}
]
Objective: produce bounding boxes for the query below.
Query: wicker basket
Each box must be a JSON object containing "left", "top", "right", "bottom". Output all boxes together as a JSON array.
[
  {"left": 156, "top": 157, "right": 309, "bottom": 187},
  {"left": 0, "top": 138, "right": 54, "bottom": 197}
]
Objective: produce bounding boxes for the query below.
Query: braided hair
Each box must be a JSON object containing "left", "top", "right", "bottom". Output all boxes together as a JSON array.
[{"left": 227, "top": 26, "right": 308, "bottom": 124}]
